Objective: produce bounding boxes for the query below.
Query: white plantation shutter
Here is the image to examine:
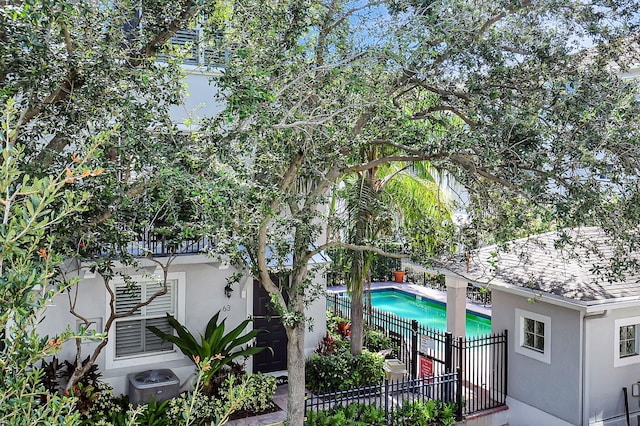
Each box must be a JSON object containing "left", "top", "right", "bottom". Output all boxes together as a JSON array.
[
  {"left": 114, "top": 280, "right": 176, "bottom": 358},
  {"left": 115, "top": 285, "right": 142, "bottom": 315},
  {"left": 169, "top": 29, "right": 199, "bottom": 65},
  {"left": 144, "top": 283, "right": 173, "bottom": 316}
]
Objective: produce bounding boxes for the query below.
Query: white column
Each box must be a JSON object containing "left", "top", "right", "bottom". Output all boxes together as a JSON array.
[{"left": 446, "top": 276, "right": 467, "bottom": 338}]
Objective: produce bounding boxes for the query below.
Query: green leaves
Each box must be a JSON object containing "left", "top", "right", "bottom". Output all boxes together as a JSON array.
[{"left": 147, "top": 311, "right": 266, "bottom": 389}]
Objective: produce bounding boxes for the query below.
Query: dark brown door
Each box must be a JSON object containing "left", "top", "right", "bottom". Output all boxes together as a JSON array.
[{"left": 252, "top": 279, "right": 288, "bottom": 373}]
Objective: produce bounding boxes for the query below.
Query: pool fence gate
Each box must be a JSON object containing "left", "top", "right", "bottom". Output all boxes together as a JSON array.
[{"left": 325, "top": 292, "right": 508, "bottom": 418}]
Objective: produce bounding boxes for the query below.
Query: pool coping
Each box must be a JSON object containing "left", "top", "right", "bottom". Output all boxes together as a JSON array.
[{"left": 326, "top": 281, "right": 492, "bottom": 319}]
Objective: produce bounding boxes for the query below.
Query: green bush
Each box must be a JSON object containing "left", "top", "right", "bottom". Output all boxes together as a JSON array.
[
  {"left": 305, "top": 350, "right": 384, "bottom": 394},
  {"left": 147, "top": 311, "right": 265, "bottom": 394},
  {"left": 305, "top": 403, "right": 385, "bottom": 426},
  {"left": 390, "top": 400, "right": 457, "bottom": 426},
  {"left": 364, "top": 327, "right": 398, "bottom": 355},
  {"left": 219, "top": 373, "right": 276, "bottom": 413},
  {"left": 167, "top": 391, "right": 216, "bottom": 425}
]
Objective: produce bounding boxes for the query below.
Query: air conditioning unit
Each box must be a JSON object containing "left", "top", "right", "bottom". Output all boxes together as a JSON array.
[{"left": 127, "top": 369, "right": 180, "bottom": 404}]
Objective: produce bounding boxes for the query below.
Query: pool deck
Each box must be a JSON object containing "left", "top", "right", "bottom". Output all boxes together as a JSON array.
[{"left": 326, "top": 281, "right": 492, "bottom": 318}]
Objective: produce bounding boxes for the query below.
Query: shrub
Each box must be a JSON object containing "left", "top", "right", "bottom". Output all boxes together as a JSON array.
[
  {"left": 167, "top": 391, "right": 215, "bottom": 425},
  {"left": 78, "top": 383, "right": 128, "bottom": 425},
  {"left": 364, "top": 327, "right": 398, "bottom": 355},
  {"left": 305, "top": 403, "right": 385, "bottom": 426},
  {"left": 219, "top": 373, "right": 276, "bottom": 413},
  {"left": 243, "top": 373, "right": 277, "bottom": 413},
  {"left": 390, "top": 400, "right": 457, "bottom": 426},
  {"left": 305, "top": 350, "right": 384, "bottom": 394}
]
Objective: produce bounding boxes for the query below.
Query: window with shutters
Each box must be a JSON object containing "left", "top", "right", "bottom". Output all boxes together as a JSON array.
[
  {"left": 161, "top": 28, "right": 231, "bottom": 67},
  {"left": 106, "top": 272, "right": 186, "bottom": 369}
]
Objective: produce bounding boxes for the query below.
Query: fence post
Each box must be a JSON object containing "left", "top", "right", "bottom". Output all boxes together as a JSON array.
[
  {"left": 411, "top": 320, "right": 418, "bottom": 379},
  {"left": 456, "top": 367, "right": 463, "bottom": 421},
  {"left": 445, "top": 332, "right": 453, "bottom": 373},
  {"left": 504, "top": 329, "right": 508, "bottom": 400},
  {"left": 444, "top": 332, "right": 453, "bottom": 403},
  {"left": 384, "top": 379, "right": 390, "bottom": 423}
]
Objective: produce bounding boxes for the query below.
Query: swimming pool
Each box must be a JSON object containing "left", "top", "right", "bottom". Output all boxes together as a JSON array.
[{"left": 369, "top": 289, "right": 491, "bottom": 337}]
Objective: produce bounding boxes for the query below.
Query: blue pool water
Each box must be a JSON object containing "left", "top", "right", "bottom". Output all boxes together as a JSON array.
[{"left": 369, "top": 290, "right": 492, "bottom": 337}]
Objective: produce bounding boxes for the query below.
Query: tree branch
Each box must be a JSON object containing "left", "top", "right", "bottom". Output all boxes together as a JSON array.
[
  {"left": 411, "top": 105, "right": 476, "bottom": 129},
  {"left": 302, "top": 241, "right": 409, "bottom": 265}
]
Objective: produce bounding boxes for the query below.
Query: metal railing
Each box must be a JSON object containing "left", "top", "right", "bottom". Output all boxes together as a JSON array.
[
  {"left": 305, "top": 371, "right": 462, "bottom": 422},
  {"left": 326, "top": 293, "right": 507, "bottom": 417},
  {"left": 466, "top": 285, "right": 492, "bottom": 306},
  {"left": 128, "top": 231, "right": 214, "bottom": 256}
]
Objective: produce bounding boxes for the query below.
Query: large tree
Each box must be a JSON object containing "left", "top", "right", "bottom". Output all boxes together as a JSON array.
[
  {"left": 202, "top": 0, "right": 640, "bottom": 423},
  {"left": 1, "top": 0, "right": 232, "bottom": 390}
]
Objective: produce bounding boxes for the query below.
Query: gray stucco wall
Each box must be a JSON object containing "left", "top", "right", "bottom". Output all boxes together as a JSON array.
[
  {"left": 492, "top": 291, "right": 582, "bottom": 425},
  {"left": 585, "top": 307, "right": 640, "bottom": 424}
]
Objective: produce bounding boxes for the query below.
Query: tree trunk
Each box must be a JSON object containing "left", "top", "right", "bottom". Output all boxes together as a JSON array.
[
  {"left": 350, "top": 290, "right": 364, "bottom": 355},
  {"left": 285, "top": 324, "right": 306, "bottom": 425}
]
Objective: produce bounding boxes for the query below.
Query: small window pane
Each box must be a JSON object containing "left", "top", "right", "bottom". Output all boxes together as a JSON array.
[
  {"left": 620, "top": 325, "right": 637, "bottom": 358},
  {"left": 522, "top": 317, "right": 545, "bottom": 353},
  {"left": 525, "top": 318, "right": 534, "bottom": 333}
]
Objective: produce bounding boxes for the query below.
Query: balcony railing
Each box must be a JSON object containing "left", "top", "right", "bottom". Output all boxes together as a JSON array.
[
  {"left": 124, "top": 230, "right": 216, "bottom": 257},
  {"left": 160, "top": 28, "right": 235, "bottom": 67}
]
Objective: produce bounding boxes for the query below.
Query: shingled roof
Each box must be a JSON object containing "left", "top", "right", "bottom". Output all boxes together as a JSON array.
[{"left": 446, "top": 227, "right": 640, "bottom": 304}]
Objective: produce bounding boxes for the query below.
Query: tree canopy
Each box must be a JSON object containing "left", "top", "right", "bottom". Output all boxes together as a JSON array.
[
  {"left": 4, "top": 0, "right": 640, "bottom": 424},
  {"left": 204, "top": 1, "right": 640, "bottom": 422}
]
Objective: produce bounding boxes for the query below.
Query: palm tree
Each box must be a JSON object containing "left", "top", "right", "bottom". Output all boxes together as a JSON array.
[{"left": 338, "top": 148, "right": 453, "bottom": 355}]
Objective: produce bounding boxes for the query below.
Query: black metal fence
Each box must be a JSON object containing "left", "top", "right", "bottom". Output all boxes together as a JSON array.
[
  {"left": 326, "top": 293, "right": 507, "bottom": 417},
  {"left": 305, "top": 371, "right": 462, "bottom": 422}
]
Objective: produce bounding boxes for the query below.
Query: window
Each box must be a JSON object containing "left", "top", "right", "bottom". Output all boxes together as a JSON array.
[
  {"left": 515, "top": 309, "right": 551, "bottom": 364},
  {"left": 620, "top": 325, "right": 637, "bottom": 358},
  {"left": 161, "top": 28, "right": 230, "bottom": 67},
  {"left": 523, "top": 317, "right": 545, "bottom": 352},
  {"left": 114, "top": 281, "right": 174, "bottom": 357},
  {"left": 614, "top": 317, "right": 640, "bottom": 368},
  {"left": 106, "top": 272, "right": 186, "bottom": 369}
]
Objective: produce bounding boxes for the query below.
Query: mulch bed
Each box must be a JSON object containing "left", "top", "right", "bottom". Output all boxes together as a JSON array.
[{"left": 229, "top": 402, "right": 281, "bottom": 420}]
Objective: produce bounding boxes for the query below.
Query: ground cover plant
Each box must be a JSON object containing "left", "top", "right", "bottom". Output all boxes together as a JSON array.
[
  {"left": 305, "top": 403, "right": 386, "bottom": 426},
  {"left": 305, "top": 400, "right": 457, "bottom": 426}
]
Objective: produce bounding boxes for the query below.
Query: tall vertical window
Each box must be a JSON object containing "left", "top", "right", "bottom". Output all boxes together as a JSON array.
[
  {"left": 106, "top": 272, "right": 186, "bottom": 369},
  {"left": 620, "top": 325, "right": 637, "bottom": 358},
  {"left": 523, "top": 317, "right": 545, "bottom": 353}
]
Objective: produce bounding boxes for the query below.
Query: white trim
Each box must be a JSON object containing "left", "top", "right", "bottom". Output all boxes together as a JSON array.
[
  {"left": 515, "top": 308, "right": 551, "bottom": 364},
  {"left": 105, "top": 272, "right": 186, "bottom": 370},
  {"left": 614, "top": 316, "right": 640, "bottom": 368}
]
